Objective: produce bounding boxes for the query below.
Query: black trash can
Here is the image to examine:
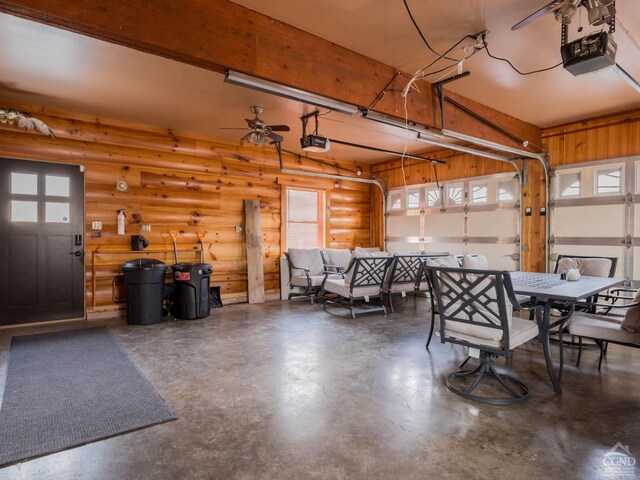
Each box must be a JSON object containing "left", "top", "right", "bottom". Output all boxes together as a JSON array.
[
  {"left": 121, "top": 258, "right": 167, "bottom": 325},
  {"left": 170, "top": 262, "right": 212, "bottom": 319}
]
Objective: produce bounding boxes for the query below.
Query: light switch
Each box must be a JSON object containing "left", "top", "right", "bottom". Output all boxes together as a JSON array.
[{"left": 91, "top": 221, "right": 102, "bottom": 230}]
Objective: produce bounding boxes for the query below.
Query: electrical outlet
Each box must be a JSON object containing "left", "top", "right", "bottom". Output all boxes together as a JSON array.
[
  {"left": 235, "top": 226, "right": 243, "bottom": 233},
  {"left": 91, "top": 221, "right": 102, "bottom": 230},
  {"left": 141, "top": 224, "right": 151, "bottom": 233}
]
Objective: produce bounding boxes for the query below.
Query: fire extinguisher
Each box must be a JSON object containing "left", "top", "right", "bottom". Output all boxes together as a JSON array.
[{"left": 117, "top": 210, "right": 126, "bottom": 235}]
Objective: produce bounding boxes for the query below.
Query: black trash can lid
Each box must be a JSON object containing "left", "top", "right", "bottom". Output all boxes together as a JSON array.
[
  {"left": 122, "top": 258, "right": 167, "bottom": 271},
  {"left": 172, "top": 262, "right": 212, "bottom": 271}
]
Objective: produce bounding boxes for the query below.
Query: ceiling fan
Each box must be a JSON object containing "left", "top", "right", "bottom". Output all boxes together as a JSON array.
[
  {"left": 512, "top": 0, "right": 616, "bottom": 31},
  {"left": 221, "top": 106, "right": 290, "bottom": 145}
]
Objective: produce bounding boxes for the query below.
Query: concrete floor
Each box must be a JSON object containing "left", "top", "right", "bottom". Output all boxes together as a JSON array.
[{"left": 0, "top": 298, "right": 637, "bottom": 480}]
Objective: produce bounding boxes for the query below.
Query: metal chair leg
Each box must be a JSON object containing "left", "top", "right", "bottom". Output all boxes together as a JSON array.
[
  {"left": 425, "top": 309, "right": 436, "bottom": 349},
  {"left": 459, "top": 356, "right": 472, "bottom": 369},
  {"left": 576, "top": 336, "right": 583, "bottom": 367},
  {"left": 598, "top": 341, "right": 605, "bottom": 371}
]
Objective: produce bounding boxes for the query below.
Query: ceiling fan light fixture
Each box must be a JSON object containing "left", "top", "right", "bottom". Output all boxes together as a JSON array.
[{"left": 554, "top": 0, "right": 580, "bottom": 24}]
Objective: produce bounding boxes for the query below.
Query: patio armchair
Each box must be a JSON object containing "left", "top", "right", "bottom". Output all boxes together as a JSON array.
[
  {"left": 568, "top": 289, "right": 640, "bottom": 370},
  {"left": 323, "top": 255, "right": 393, "bottom": 318},
  {"left": 285, "top": 248, "right": 332, "bottom": 304},
  {"left": 425, "top": 264, "right": 542, "bottom": 405},
  {"left": 321, "top": 248, "right": 352, "bottom": 277}
]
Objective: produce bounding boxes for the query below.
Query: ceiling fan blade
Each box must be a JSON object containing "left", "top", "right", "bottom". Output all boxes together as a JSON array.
[
  {"left": 266, "top": 132, "right": 284, "bottom": 142},
  {"left": 266, "top": 125, "right": 290, "bottom": 132},
  {"left": 512, "top": 0, "right": 564, "bottom": 30},
  {"left": 219, "top": 127, "right": 250, "bottom": 130}
]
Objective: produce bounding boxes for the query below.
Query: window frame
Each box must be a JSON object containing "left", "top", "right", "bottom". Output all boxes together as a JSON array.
[
  {"left": 594, "top": 164, "right": 624, "bottom": 197},
  {"left": 556, "top": 169, "right": 582, "bottom": 199},
  {"left": 469, "top": 181, "right": 489, "bottom": 205},
  {"left": 282, "top": 186, "right": 327, "bottom": 251},
  {"left": 406, "top": 188, "right": 421, "bottom": 210},
  {"left": 496, "top": 178, "right": 518, "bottom": 205},
  {"left": 425, "top": 186, "right": 441, "bottom": 209},
  {"left": 446, "top": 183, "right": 464, "bottom": 206}
]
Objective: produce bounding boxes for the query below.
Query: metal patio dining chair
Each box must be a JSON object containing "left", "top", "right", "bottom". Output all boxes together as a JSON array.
[{"left": 425, "top": 265, "right": 542, "bottom": 405}]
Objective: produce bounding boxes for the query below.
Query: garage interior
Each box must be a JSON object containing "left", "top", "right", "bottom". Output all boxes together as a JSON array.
[{"left": 0, "top": 0, "right": 638, "bottom": 478}]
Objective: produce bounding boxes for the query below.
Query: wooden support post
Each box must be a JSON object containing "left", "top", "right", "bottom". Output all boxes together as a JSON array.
[{"left": 244, "top": 200, "right": 265, "bottom": 304}]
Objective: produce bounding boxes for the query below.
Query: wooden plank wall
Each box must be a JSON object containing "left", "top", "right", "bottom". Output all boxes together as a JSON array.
[
  {"left": 0, "top": 103, "right": 372, "bottom": 311},
  {"left": 371, "top": 108, "right": 640, "bottom": 272}
]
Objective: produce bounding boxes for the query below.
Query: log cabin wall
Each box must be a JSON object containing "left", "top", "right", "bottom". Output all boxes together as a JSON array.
[
  {"left": 0, "top": 103, "right": 372, "bottom": 312},
  {"left": 371, "top": 108, "right": 640, "bottom": 272}
]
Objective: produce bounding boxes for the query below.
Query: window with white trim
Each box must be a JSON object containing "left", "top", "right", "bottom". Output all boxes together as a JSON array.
[
  {"left": 470, "top": 183, "right": 488, "bottom": 204},
  {"left": 498, "top": 179, "right": 517, "bottom": 203},
  {"left": 447, "top": 184, "right": 463, "bottom": 205},
  {"left": 425, "top": 187, "right": 441, "bottom": 208},
  {"left": 557, "top": 171, "right": 581, "bottom": 198},
  {"left": 407, "top": 189, "right": 421, "bottom": 209},
  {"left": 594, "top": 166, "right": 622, "bottom": 196},
  {"left": 285, "top": 187, "right": 325, "bottom": 249},
  {"left": 388, "top": 191, "right": 402, "bottom": 211}
]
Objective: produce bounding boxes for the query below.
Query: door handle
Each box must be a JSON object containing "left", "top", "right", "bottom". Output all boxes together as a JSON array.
[{"left": 68, "top": 251, "right": 83, "bottom": 257}]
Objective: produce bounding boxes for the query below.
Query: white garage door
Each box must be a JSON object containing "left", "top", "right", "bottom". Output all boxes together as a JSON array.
[
  {"left": 386, "top": 173, "right": 521, "bottom": 270},
  {"left": 550, "top": 156, "right": 640, "bottom": 280}
]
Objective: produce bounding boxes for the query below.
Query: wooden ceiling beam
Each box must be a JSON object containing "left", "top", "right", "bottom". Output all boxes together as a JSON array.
[{"left": 0, "top": 0, "right": 541, "bottom": 149}]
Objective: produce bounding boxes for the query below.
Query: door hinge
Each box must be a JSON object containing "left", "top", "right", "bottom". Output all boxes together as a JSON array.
[
  {"left": 623, "top": 234, "right": 633, "bottom": 249},
  {"left": 549, "top": 235, "right": 555, "bottom": 245},
  {"left": 625, "top": 192, "right": 633, "bottom": 207}
]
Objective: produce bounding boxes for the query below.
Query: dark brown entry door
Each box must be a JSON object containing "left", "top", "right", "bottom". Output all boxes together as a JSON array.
[{"left": 0, "top": 158, "right": 85, "bottom": 325}]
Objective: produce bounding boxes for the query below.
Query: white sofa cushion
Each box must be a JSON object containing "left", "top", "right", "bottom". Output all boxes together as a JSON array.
[
  {"left": 462, "top": 254, "right": 489, "bottom": 270},
  {"left": 287, "top": 248, "right": 324, "bottom": 276},
  {"left": 354, "top": 246, "right": 381, "bottom": 254},
  {"left": 622, "top": 288, "right": 640, "bottom": 333},
  {"left": 323, "top": 278, "right": 381, "bottom": 299},
  {"left": 557, "top": 257, "right": 612, "bottom": 277},
  {"left": 426, "top": 255, "right": 460, "bottom": 269},
  {"left": 290, "top": 274, "right": 333, "bottom": 287},
  {"left": 323, "top": 248, "right": 352, "bottom": 270},
  {"left": 569, "top": 313, "right": 640, "bottom": 344}
]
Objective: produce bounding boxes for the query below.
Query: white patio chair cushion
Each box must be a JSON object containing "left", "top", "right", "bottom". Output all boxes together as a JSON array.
[
  {"left": 323, "top": 278, "right": 381, "bottom": 299},
  {"left": 443, "top": 316, "right": 539, "bottom": 349},
  {"left": 426, "top": 255, "right": 460, "bottom": 269},
  {"left": 323, "top": 248, "right": 352, "bottom": 270},
  {"left": 386, "top": 282, "right": 417, "bottom": 294},
  {"left": 354, "top": 246, "right": 381, "bottom": 254},
  {"left": 557, "top": 257, "right": 612, "bottom": 277},
  {"left": 569, "top": 313, "right": 640, "bottom": 344},
  {"left": 287, "top": 248, "right": 324, "bottom": 276},
  {"left": 291, "top": 274, "right": 328, "bottom": 287},
  {"left": 462, "top": 254, "right": 489, "bottom": 270},
  {"left": 622, "top": 289, "right": 640, "bottom": 333}
]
